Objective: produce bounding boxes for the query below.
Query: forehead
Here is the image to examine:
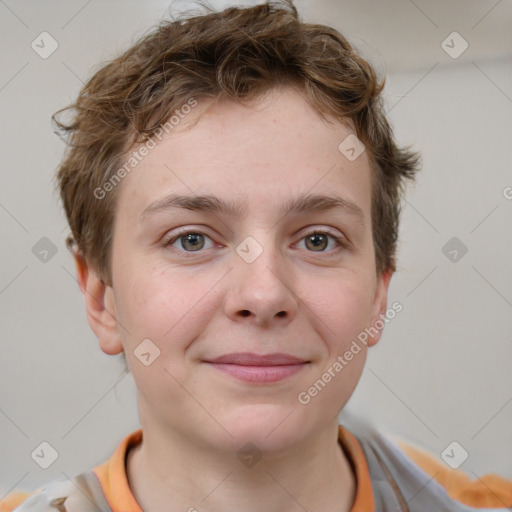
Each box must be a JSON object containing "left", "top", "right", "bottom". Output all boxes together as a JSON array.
[{"left": 116, "top": 87, "right": 372, "bottom": 224}]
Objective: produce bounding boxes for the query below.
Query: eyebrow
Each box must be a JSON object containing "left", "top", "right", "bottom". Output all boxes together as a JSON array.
[{"left": 139, "top": 192, "right": 365, "bottom": 227}]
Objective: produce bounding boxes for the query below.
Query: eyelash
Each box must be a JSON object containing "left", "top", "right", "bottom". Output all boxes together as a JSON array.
[{"left": 163, "top": 228, "right": 348, "bottom": 256}]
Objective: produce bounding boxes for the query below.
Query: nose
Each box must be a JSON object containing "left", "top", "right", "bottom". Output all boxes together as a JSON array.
[{"left": 223, "top": 236, "right": 299, "bottom": 327}]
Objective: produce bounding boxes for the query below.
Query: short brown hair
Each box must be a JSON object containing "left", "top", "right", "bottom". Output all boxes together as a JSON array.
[{"left": 52, "top": 0, "right": 420, "bottom": 286}]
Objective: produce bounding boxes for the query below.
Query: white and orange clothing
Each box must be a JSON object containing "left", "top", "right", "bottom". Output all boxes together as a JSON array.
[{"left": 1, "top": 425, "right": 511, "bottom": 511}]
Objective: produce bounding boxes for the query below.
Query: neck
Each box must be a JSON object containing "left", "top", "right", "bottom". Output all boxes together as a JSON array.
[{"left": 126, "top": 421, "right": 356, "bottom": 512}]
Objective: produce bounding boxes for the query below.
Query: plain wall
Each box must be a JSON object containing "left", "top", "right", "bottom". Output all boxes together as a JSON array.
[{"left": 1, "top": 0, "right": 511, "bottom": 495}]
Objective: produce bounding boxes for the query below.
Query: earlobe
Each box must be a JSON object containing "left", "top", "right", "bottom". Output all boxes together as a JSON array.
[
  {"left": 73, "top": 251, "right": 124, "bottom": 356},
  {"left": 367, "top": 268, "right": 393, "bottom": 347}
]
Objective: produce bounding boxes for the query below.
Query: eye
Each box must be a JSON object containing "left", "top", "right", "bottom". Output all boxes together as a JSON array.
[
  {"left": 164, "top": 230, "right": 215, "bottom": 252},
  {"left": 296, "top": 230, "right": 346, "bottom": 253},
  {"left": 163, "top": 228, "right": 348, "bottom": 256}
]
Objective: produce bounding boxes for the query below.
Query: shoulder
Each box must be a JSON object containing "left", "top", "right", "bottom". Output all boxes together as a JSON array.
[
  {"left": 0, "top": 478, "right": 75, "bottom": 512},
  {"left": 395, "top": 438, "right": 512, "bottom": 508},
  {"left": 1, "top": 429, "right": 142, "bottom": 512},
  {"left": 0, "top": 470, "right": 106, "bottom": 512},
  {"left": 0, "top": 491, "right": 35, "bottom": 512}
]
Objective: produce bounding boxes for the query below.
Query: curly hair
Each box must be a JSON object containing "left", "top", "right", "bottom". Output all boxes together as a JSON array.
[{"left": 52, "top": 0, "right": 420, "bottom": 286}]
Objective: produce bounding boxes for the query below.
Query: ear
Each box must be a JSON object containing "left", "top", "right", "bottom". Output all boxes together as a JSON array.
[
  {"left": 73, "top": 250, "right": 124, "bottom": 356},
  {"left": 367, "top": 268, "right": 393, "bottom": 347}
]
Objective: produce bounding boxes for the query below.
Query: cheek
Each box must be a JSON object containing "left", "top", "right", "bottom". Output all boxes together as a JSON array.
[
  {"left": 115, "top": 272, "right": 189, "bottom": 347},
  {"left": 116, "top": 269, "right": 220, "bottom": 366},
  {"left": 117, "top": 272, "right": 208, "bottom": 406},
  {"left": 304, "top": 271, "right": 375, "bottom": 351},
  {"left": 299, "top": 276, "right": 371, "bottom": 416}
]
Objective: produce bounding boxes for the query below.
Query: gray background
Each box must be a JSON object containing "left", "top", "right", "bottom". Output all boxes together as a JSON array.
[{"left": 1, "top": 0, "right": 511, "bottom": 495}]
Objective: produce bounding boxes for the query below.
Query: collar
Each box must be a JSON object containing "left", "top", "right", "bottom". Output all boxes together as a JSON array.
[{"left": 93, "top": 425, "right": 374, "bottom": 512}]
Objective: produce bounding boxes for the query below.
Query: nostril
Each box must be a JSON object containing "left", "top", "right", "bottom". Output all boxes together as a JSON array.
[{"left": 240, "top": 310, "right": 251, "bottom": 317}]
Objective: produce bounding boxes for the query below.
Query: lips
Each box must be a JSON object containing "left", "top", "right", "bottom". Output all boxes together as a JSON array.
[
  {"left": 203, "top": 353, "right": 309, "bottom": 383},
  {"left": 205, "top": 352, "right": 308, "bottom": 366}
]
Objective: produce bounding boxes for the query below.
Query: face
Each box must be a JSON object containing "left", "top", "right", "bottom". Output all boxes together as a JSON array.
[{"left": 83, "top": 86, "right": 392, "bottom": 453}]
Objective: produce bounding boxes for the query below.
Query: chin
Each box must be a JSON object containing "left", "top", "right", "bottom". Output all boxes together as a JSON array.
[{"left": 218, "top": 403, "right": 314, "bottom": 453}]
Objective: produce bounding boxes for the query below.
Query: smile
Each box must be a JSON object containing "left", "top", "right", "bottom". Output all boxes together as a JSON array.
[{"left": 203, "top": 353, "right": 309, "bottom": 383}]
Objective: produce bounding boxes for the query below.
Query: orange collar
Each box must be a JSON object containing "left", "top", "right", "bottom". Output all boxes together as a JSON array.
[{"left": 93, "top": 426, "right": 374, "bottom": 512}]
